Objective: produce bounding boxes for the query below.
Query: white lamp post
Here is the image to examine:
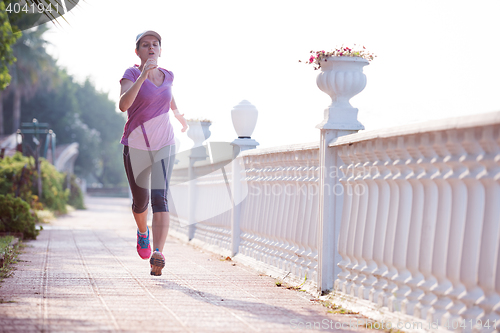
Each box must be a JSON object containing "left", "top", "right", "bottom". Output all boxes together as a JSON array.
[
  {"left": 230, "top": 100, "right": 259, "bottom": 256},
  {"left": 231, "top": 100, "right": 259, "bottom": 155}
]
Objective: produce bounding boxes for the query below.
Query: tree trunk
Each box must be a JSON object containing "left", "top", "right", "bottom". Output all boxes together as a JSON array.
[
  {"left": 0, "top": 90, "right": 3, "bottom": 135},
  {"left": 12, "top": 88, "right": 21, "bottom": 133}
]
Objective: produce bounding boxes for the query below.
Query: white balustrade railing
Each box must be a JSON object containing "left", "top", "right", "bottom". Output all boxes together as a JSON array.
[
  {"left": 239, "top": 143, "right": 320, "bottom": 282},
  {"left": 164, "top": 88, "right": 500, "bottom": 332},
  {"left": 330, "top": 111, "right": 500, "bottom": 332}
]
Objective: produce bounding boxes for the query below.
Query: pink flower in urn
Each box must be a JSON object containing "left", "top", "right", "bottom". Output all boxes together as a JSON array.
[{"left": 301, "top": 45, "right": 376, "bottom": 70}]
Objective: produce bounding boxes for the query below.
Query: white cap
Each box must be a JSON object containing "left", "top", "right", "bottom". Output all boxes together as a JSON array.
[{"left": 135, "top": 30, "right": 161, "bottom": 45}]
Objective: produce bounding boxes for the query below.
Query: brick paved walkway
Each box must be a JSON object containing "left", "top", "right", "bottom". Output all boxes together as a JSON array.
[{"left": 0, "top": 196, "right": 376, "bottom": 333}]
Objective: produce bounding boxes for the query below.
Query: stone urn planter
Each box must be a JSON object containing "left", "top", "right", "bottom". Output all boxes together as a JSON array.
[
  {"left": 186, "top": 120, "right": 211, "bottom": 159},
  {"left": 316, "top": 56, "right": 369, "bottom": 130},
  {"left": 186, "top": 120, "right": 212, "bottom": 148}
]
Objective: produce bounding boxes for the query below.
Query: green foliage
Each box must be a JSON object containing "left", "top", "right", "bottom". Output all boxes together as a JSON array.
[
  {"left": 0, "top": 193, "right": 38, "bottom": 239},
  {"left": 0, "top": 0, "right": 21, "bottom": 90},
  {"left": 1, "top": 24, "right": 126, "bottom": 187},
  {"left": 75, "top": 79, "right": 127, "bottom": 185},
  {"left": 63, "top": 173, "right": 85, "bottom": 210},
  {"left": 0, "top": 152, "right": 38, "bottom": 208},
  {"left": 3, "top": 71, "right": 127, "bottom": 186},
  {"left": 0, "top": 234, "right": 21, "bottom": 282},
  {"left": 39, "top": 157, "right": 68, "bottom": 214},
  {"left": 0, "top": 235, "right": 13, "bottom": 254},
  {"left": 9, "top": 24, "right": 55, "bottom": 97},
  {"left": 0, "top": 152, "right": 69, "bottom": 214}
]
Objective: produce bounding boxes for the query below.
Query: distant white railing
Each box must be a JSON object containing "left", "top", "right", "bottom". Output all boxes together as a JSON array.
[
  {"left": 169, "top": 156, "right": 233, "bottom": 254},
  {"left": 330, "top": 111, "right": 500, "bottom": 331},
  {"left": 169, "top": 142, "right": 321, "bottom": 283}
]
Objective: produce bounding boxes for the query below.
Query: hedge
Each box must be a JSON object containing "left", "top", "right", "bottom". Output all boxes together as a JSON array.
[{"left": 0, "top": 153, "right": 85, "bottom": 238}]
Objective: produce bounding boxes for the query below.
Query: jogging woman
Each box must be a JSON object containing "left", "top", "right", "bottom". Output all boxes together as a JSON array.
[{"left": 119, "top": 30, "right": 187, "bottom": 276}]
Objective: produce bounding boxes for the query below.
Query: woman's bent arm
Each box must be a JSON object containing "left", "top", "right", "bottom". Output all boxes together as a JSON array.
[
  {"left": 119, "top": 77, "right": 146, "bottom": 112},
  {"left": 170, "top": 96, "right": 188, "bottom": 132},
  {"left": 119, "top": 60, "right": 157, "bottom": 112},
  {"left": 170, "top": 96, "right": 178, "bottom": 111}
]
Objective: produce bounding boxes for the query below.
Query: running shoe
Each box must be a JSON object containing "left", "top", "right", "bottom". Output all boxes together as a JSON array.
[
  {"left": 150, "top": 249, "right": 165, "bottom": 276},
  {"left": 136, "top": 227, "right": 151, "bottom": 259}
]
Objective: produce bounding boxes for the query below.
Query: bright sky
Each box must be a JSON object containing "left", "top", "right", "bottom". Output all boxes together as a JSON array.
[{"left": 44, "top": 0, "right": 500, "bottom": 151}]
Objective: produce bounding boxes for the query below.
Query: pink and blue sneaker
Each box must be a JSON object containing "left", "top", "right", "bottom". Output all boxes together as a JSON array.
[
  {"left": 150, "top": 249, "right": 165, "bottom": 276},
  {"left": 136, "top": 227, "right": 151, "bottom": 259}
]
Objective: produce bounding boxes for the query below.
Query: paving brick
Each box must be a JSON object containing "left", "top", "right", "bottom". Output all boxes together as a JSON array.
[{"left": 0, "top": 196, "right": 379, "bottom": 332}]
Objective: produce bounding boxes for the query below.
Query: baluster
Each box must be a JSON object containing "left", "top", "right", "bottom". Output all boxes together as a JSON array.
[
  {"left": 442, "top": 129, "right": 469, "bottom": 327},
  {"left": 272, "top": 155, "right": 288, "bottom": 268},
  {"left": 295, "top": 158, "right": 311, "bottom": 276},
  {"left": 279, "top": 158, "right": 290, "bottom": 271},
  {"left": 402, "top": 134, "right": 426, "bottom": 315},
  {"left": 358, "top": 140, "right": 380, "bottom": 300},
  {"left": 283, "top": 154, "right": 299, "bottom": 272},
  {"left": 427, "top": 131, "right": 454, "bottom": 323},
  {"left": 238, "top": 156, "right": 250, "bottom": 255},
  {"left": 351, "top": 143, "right": 370, "bottom": 297},
  {"left": 476, "top": 126, "right": 500, "bottom": 333},
  {"left": 303, "top": 150, "right": 320, "bottom": 281},
  {"left": 388, "top": 136, "right": 414, "bottom": 313},
  {"left": 344, "top": 145, "right": 362, "bottom": 295},
  {"left": 283, "top": 151, "right": 300, "bottom": 270},
  {"left": 276, "top": 152, "right": 293, "bottom": 270},
  {"left": 292, "top": 155, "right": 307, "bottom": 276},
  {"left": 369, "top": 139, "right": 392, "bottom": 304},
  {"left": 239, "top": 156, "right": 252, "bottom": 256},
  {"left": 261, "top": 156, "right": 275, "bottom": 264},
  {"left": 459, "top": 128, "right": 486, "bottom": 332},
  {"left": 414, "top": 135, "right": 439, "bottom": 319},
  {"left": 267, "top": 154, "right": 283, "bottom": 267},
  {"left": 378, "top": 138, "right": 399, "bottom": 307},
  {"left": 288, "top": 160, "right": 302, "bottom": 275},
  {"left": 252, "top": 156, "right": 266, "bottom": 259},
  {"left": 247, "top": 156, "right": 262, "bottom": 257},
  {"left": 261, "top": 156, "right": 274, "bottom": 262},
  {"left": 297, "top": 151, "right": 315, "bottom": 279},
  {"left": 307, "top": 164, "right": 320, "bottom": 283}
]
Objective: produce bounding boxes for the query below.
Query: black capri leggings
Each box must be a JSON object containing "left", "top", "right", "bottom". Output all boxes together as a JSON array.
[{"left": 123, "top": 144, "right": 176, "bottom": 214}]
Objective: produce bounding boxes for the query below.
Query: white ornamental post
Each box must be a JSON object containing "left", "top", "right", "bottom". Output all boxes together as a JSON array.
[
  {"left": 231, "top": 100, "right": 259, "bottom": 155},
  {"left": 230, "top": 100, "right": 259, "bottom": 256},
  {"left": 316, "top": 56, "right": 369, "bottom": 293}
]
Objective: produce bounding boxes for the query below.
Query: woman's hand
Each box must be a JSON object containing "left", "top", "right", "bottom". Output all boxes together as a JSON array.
[
  {"left": 173, "top": 110, "right": 188, "bottom": 132},
  {"left": 176, "top": 113, "right": 188, "bottom": 132},
  {"left": 138, "top": 58, "right": 158, "bottom": 81}
]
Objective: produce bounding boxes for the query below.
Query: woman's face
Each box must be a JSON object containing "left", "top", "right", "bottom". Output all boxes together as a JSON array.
[{"left": 135, "top": 35, "right": 161, "bottom": 62}]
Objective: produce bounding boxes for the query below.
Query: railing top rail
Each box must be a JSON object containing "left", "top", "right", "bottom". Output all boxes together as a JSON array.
[
  {"left": 329, "top": 110, "right": 500, "bottom": 147},
  {"left": 240, "top": 141, "right": 319, "bottom": 157}
]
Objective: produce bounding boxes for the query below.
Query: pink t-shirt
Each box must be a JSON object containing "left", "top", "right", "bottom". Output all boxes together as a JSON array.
[{"left": 120, "top": 65, "right": 175, "bottom": 150}]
